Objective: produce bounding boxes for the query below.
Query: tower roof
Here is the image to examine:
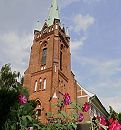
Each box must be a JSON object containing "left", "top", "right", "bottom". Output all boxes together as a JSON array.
[
  {"left": 34, "top": 21, "right": 42, "bottom": 31},
  {"left": 47, "top": 0, "right": 60, "bottom": 26}
]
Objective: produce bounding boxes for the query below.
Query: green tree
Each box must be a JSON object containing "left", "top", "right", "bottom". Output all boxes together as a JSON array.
[
  {"left": 0, "top": 64, "right": 20, "bottom": 129},
  {"left": 0, "top": 64, "right": 41, "bottom": 130},
  {"left": 109, "top": 106, "right": 121, "bottom": 123}
]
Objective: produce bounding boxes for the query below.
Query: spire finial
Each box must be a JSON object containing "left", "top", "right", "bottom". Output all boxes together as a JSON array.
[{"left": 47, "top": 0, "right": 60, "bottom": 26}]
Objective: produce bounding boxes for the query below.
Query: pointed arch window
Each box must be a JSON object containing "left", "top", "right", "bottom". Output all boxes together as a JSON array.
[
  {"left": 41, "top": 48, "right": 47, "bottom": 65},
  {"left": 35, "top": 100, "right": 42, "bottom": 119},
  {"left": 40, "top": 78, "right": 42, "bottom": 90},
  {"left": 34, "top": 81, "right": 38, "bottom": 92},
  {"left": 35, "top": 110, "right": 40, "bottom": 119},
  {"left": 43, "top": 78, "right": 46, "bottom": 90}
]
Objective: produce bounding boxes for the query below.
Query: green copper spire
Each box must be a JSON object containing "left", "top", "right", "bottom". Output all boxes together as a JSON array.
[
  {"left": 47, "top": 0, "right": 59, "bottom": 26},
  {"left": 34, "top": 21, "right": 42, "bottom": 31}
]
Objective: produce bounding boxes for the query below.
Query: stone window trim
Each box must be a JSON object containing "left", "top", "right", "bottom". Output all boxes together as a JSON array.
[
  {"left": 41, "top": 40, "right": 48, "bottom": 48},
  {"left": 34, "top": 80, "right": 38, "bottom": 92},
  {"left": 47, "top": 37, "right": 50, "bottom": 41},
  {"left": 39, "top": 78, "right": 42, "bottom": 90},
  {"left": 43, "top": 78, "right": 47, "bottom": 90},
  {"left": 35, "top": 100, "right": 42, "bottom": 118},
  {"left": 41, "top": 48, "right": 47, "bottom": 65},
  {"left": 33, "top": 78, "right": 47, "bottom": 92},
  {"left": 55, "top": 24, "right": 58, "bottom": 29}
]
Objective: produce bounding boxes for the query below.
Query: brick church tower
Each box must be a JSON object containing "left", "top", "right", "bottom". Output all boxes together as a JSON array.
[
  {"left": 24, "top": 0, "right": 109, "bottom": 124},
  {"left": 23, "top": 0, "right": 77, "bottom": 122}
]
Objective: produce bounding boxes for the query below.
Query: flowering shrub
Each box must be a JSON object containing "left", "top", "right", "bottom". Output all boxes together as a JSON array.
[
  {"left": 4, "top": 64, "right": 121, "bottom": 130},
  {"left": 4, "top": 88, "right": 41, "bottom": 130},
  {"left": 0, "top": 64, "right": 41, "bottom": 130},
  {"left": 46, "top": 93, "right": 91, "bottom": 130},
  {"left": 82, "top": 102, "right": 90, "bottom": 112},
  {"left": 63, "top": 93, "right": 71, "bottom": 105},
  {"left": 28, "top": 126, "right": 34, "bottom": 130},
  {"left": 18, "top": 94, "right": 28, "bottom": 105},
  {"left": 0, "top": 64, "right": 92, "bottom": 130},
  {"left": 92, "top": 107, "right": 121, "bottom": 130},
  {"left": 108, "top": 119, "right": 121, "bottom": 130},
  {"left": 78, "top": 113, "right": 84, "bottom": 122}
]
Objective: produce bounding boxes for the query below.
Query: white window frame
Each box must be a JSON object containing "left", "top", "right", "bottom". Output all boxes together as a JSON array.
[
  {"left": 55, "top": 24, "right": 58, "bottom": 29},
  {"left": 43, "top": 79, "right": 46, "bottom": 90},
  {"left": 34, "top": 81, "right": 38, "bottom": 92}
]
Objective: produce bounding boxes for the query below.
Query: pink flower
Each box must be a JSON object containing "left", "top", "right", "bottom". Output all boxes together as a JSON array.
[
  {"left": 63, "top": 93, "right": 71, "bottom": 105},
  {"left": 99, "top": 127, "right": 103, "bottom": 130},
  {"left": 78, "top": 113, "right": 84, "bottom": 122},
  {"left": 109, "top": 118, "right": 114, "bottom": 124},
  {"left": 82, "top": 102, "right": 90, "bottom": 112},
  {"left": 108, "top": 120, "right": 121, "bottom": 130},
  {"left": 100, "top": 116, "right": 107, "bottom": 126},
  {"left": 28, "top": 127, "right": 33, "bottom": 130},
  {"left": 18, "top": 94, "right": 27, "bottom": 105},
  {"left": 114, "top": 124, "right": 121, "bottom": 130}
]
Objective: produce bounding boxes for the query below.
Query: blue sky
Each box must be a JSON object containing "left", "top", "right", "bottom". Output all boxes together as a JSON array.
[{"left": 0, "top": 0, "right": 121, "bottom": 112}]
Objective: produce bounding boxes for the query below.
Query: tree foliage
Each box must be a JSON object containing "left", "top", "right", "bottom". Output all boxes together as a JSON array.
[
  {"left": 0, "top": 64, "right": 20, "bottom": 128},
  {"left": 109, "top": 106, "right": 121, "bottom": 123},
  {"left": 0, "top": 64, "right": 40, "bottom": 130}
]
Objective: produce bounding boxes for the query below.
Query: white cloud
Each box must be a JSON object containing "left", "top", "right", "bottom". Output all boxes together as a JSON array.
[
  {"left": 59, "top": 0, "right": 101, "bottom": 8},
  {"left": 76, "top": 57, "right": 121, "bottom": 80},
  {"left": 73, "top": 14, "right": 95, "bottom": 32},
  {"left": 59, "top": 0, "right": 80, "bottom": 8},
  {"left": 0, "top": 32, "right": 33, "bottom": 75},
  {"left": 101, "top": 96, "right": 121, "bottom": 112},
  {"left": 69, "top": 14, "right": 95, "bottom": 52},
  {"left": 83, "top": 0, "right": 101, "bottom": 3},
  {"left": 70, "top": 36, "right": 87, "bottom": 51},
  {"left": 72, "top": 56, "right": 121, "bottom": 112}
]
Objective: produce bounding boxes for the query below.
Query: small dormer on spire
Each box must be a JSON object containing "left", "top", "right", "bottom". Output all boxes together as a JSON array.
[{"left": 47, "top": 0, "right": 60, "bottom": 27}]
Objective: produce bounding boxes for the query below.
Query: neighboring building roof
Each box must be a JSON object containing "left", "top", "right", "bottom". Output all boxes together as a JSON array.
[
  {"left": 47, "top": 0, "right": 60, "bottom": 26},
  {"left": 77, "top": 82, "right": 95, "bottom": 98},
  {"left": 90, "top": 95, "right": 109, "bottom": 117},
  {"left": 77, "top": 82, "right": 109, "bottom": 117}
]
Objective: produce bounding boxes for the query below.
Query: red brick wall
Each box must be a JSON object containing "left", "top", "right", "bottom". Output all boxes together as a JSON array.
[{"left": 23, "top": 21, "right": 90, "bottom": 123}]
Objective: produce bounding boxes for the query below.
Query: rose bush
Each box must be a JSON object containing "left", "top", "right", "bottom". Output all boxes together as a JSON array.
[
  {"left": 0, "top": 64, "right": 92, "bottom": 130},
  {"left": 46, "top": 93, "right": 91, "bottom": 130},
  {"left": 3, "top": 64, "right": 118, "bottom": 130},
  {"left": 82, "top": 102, "right": 90, "bottom": 112},
  {"left": 18, "top": 94, "right": 28, "bottom": 105},
  {"left": 78, "top": 113, "right": 84, "bottom": 122},
  {"left": 92, "top": 106, "right": 121, "bottom": 130},
  {"left": 63, "top": 93, "right": 71, "bottom": 105}
]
